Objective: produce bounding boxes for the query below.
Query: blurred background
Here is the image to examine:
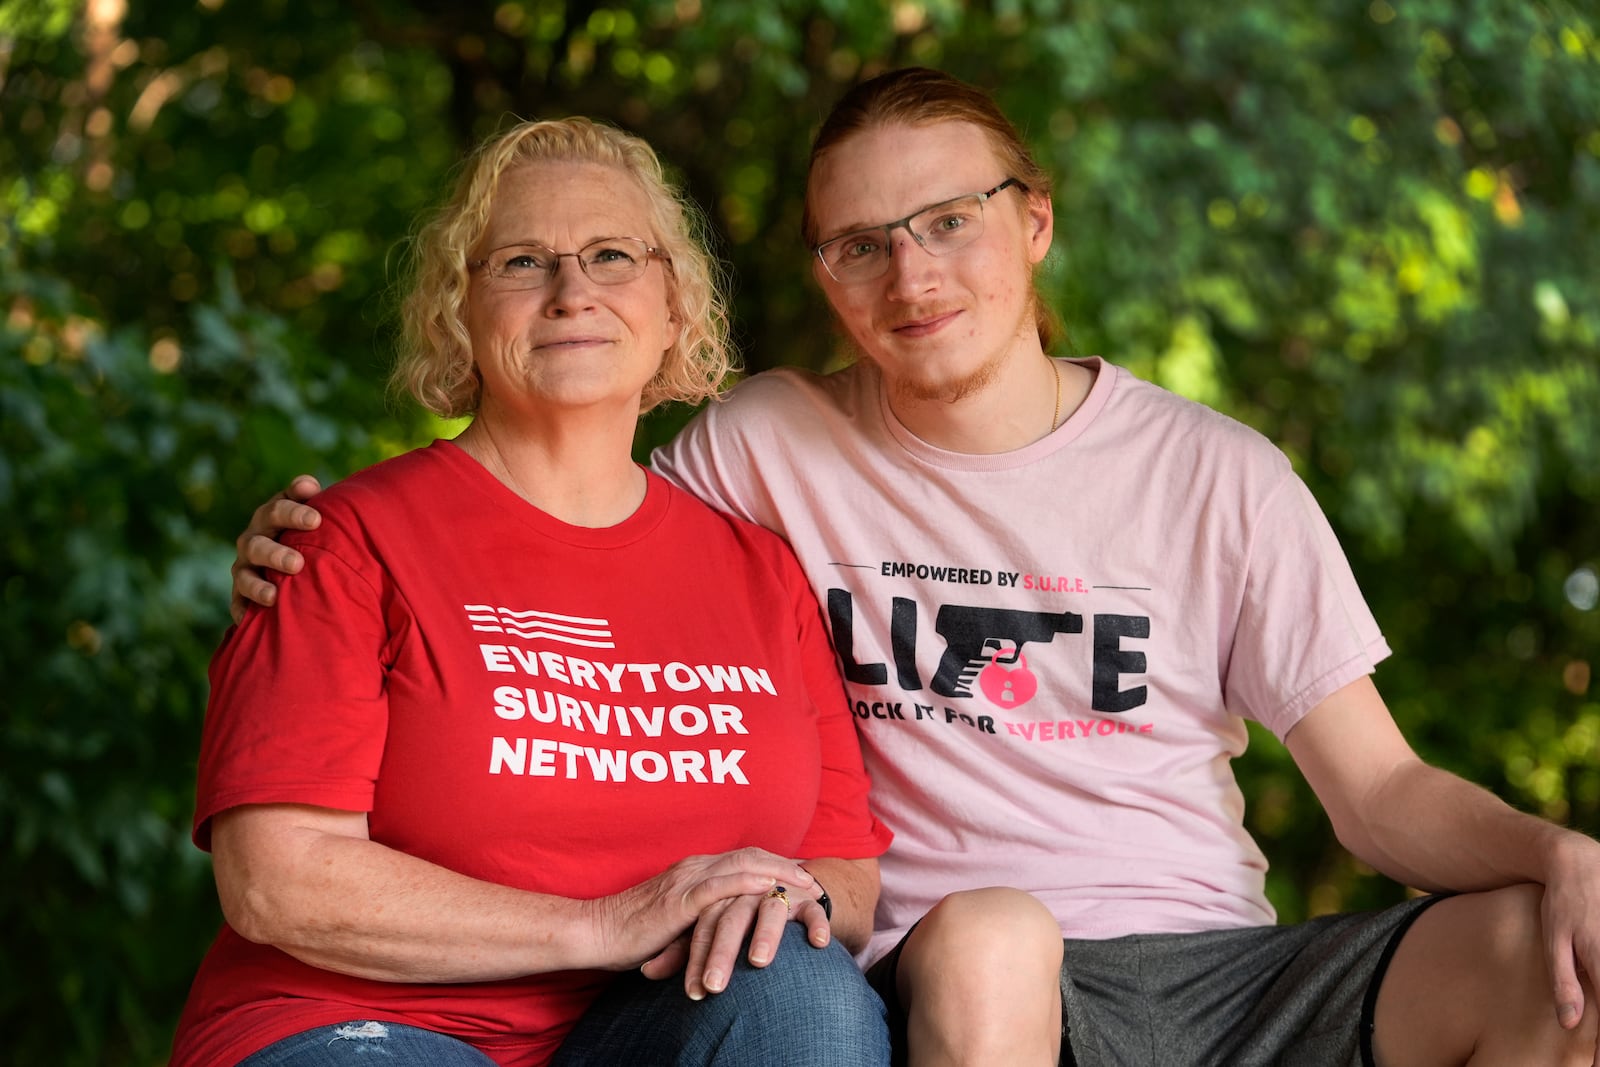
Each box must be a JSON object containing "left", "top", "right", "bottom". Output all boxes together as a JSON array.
[{"left": 2, "top": 0, "right": 1597, "bottom": 1062}]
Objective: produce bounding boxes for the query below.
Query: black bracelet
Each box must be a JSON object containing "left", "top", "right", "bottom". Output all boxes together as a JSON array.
[{"left": 812, "top": 878, "right": 832, "bottom": 920}]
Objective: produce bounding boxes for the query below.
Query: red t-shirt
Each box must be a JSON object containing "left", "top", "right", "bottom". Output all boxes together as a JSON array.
[{"left": 171, "top": 440, "right": 890, "bottom": 1067}]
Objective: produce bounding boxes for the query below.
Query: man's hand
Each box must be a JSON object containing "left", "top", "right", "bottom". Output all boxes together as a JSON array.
[
  {"left": 1539, "top": 832, "right": 1600, "bottom": 1061},
  {"left": 230, "top": 475, "right": 323, "bottom": 622}
]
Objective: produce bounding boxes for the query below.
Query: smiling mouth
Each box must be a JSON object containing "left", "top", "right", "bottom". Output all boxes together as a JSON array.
[
  {"left": 891, "top": 310, "right": 960, "bottom": 335},
  {"left": 537, "top": 337, "right": 613, "bottom": 349}
]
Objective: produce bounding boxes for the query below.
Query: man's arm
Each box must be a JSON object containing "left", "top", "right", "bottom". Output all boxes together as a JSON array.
[{"left": 1286, "top": 675, "right": 1600, "bottom": 1031}]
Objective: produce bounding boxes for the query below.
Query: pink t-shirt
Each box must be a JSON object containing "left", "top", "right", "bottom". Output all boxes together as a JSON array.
[{"left": 654, "top": 357, "right": 1389, "bottom": 964}]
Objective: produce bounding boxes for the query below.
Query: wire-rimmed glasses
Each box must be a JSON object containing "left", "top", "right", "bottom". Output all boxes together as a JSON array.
[
  {"left": 812, "top": 178, "right": 1026, "bottom": 284},
  {"left": 470, "top": 237, "right": 668, "bottom": 290}
]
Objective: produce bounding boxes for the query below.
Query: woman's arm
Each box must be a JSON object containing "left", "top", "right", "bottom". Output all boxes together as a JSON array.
[{"left": 212, "top": 802, "right": 819, "bottom": 983}]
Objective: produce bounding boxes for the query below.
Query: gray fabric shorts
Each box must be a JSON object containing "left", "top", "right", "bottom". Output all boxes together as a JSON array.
[{"left": 864, "top": 895, "right": 1443, "bottom": 1067}]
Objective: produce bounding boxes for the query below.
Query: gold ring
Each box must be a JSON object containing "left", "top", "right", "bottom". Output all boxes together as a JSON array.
[{"left": 766, "top": 885, "right": 790, "bottom": 911}]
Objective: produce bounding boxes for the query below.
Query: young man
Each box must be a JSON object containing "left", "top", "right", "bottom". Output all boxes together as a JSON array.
[{"left": 234, "top": 69, "right": 1599, "bottom": 1066}]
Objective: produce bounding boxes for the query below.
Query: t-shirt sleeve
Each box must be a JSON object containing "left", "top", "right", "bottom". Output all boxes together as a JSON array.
[
  {"left": 192, "top": 511, "right": 394, "bottom": 850},
  {"left": 776, "top": 548, "right": 893, "bottom": 861},
  {"left": 650, "top": 389, "right": 783, "bottom": 531},
  {"left": 1224, "top": 475, "right": 1392, "bottom": 741}
]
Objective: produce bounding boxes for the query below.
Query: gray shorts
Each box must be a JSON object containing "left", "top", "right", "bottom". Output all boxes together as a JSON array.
[{"left": 865, "top": 896, "right": 1443, "bottom": 1067}]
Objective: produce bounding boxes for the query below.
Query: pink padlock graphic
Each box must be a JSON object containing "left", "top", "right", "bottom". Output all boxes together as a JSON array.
[{"left": 977, "top": 640, "right": 1039, "bottom": 707}]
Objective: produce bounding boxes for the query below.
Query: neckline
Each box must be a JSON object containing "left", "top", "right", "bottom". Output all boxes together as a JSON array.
[
  {"left": 876, "top": 356, "right": 1114, "bottom": 472},
  {"left": 434, "top": 437, "right": 669, "bottom": 549}
]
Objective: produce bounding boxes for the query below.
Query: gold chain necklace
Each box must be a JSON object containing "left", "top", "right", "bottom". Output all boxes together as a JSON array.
[{"left": 1049, "top": 358, "right": 1062, "bottom": 432}]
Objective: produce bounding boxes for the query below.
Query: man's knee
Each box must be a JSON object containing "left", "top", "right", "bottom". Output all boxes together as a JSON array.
[
  {"left": 895, "top": 889, "right": 1064, "bottom": 1063},
  {"left": 1376, "top": 884, "right": 1597, "bottom": 1066},
  {"left": 904, "top": 887, "right": 1064, "bottom": 979}
]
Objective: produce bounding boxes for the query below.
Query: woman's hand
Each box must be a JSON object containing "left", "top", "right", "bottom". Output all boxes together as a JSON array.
[
  {"left": 230, "top": 475, "right": 323, "bottom": 622},
  {"left": 584, "top": 849, "right": 819, "bottom": 975},
  {"left": 652, "top": 881, "right": 834, "bottom": 1000},
  {"left": 638, "top": 855, "right": 881, "bottom": 999}
]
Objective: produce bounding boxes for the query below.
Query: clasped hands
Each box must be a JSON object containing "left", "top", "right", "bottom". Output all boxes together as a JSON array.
[{"left": 589, "top": 847, "right": 834, "bottom": 1001}]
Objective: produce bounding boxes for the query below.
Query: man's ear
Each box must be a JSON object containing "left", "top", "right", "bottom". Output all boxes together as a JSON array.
[{"left": 1024, "top": 189, "right": 1054, "bottom": 266}]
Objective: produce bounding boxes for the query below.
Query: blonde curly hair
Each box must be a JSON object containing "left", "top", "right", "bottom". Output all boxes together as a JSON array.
[{"left": 393, "top": 117, "right": 735, "bottom": 417}]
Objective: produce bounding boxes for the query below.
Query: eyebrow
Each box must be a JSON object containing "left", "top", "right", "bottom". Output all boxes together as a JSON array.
[{"left": 484, "top": 234, "right": 640, "bottom": 249}]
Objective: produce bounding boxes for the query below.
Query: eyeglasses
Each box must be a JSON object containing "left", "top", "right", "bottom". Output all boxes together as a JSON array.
[
  {"left": 469, "top": 237, "right": 668, "bottom": 290},
  {"left": 812, "top": 178, "right": 1027, "bottom": 284}
]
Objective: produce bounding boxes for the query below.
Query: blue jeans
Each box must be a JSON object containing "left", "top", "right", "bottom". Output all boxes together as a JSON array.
[
  {"left": 553, "top": 923, "right": 890, "bottom": 1065},
  {"left": 238, "top": 925, "right": 889, "bottom": 1066},
  {"left": 238, "top": 1021, "right": 497, "bottom": 1065}
]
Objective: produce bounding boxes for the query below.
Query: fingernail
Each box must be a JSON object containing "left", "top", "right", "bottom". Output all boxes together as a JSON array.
[
  {"left": 1557, "top": 1002, "right": 1578, "bottom": 1027},
  {"left": 703, "top": 970, "right": 723, "bottom": 993},
  {"left": 687, "top": 987, "right": 704, "bottom": 1002},
  {"left": 749, "top": 950, "right": 769, "bottom": 966}
]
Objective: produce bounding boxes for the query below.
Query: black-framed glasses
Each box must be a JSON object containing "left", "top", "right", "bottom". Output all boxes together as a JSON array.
[
  {"left": 470, "top": 237, "right": 668, "bottom": 290},
  {"left": 812, "top": 178, "right": 1027, "bottom": 283}
]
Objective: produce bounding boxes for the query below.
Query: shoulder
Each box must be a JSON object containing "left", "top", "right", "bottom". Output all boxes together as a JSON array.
[
  {"left": 286, "top": 442, "right": 457, "bottom": 546},
  {"left": 649, "top": 475, "right": 820, "bottom": 621},
  {"left": 1099, "top": 361, "right": 1292, "bottom": 480},
  {"left": 697, "top": 363, "right": 875, "bottom": 437},
  {"left": 652, "top": 474, "right": 809, "bottom": 581},
  {"left": 652, "top": 363, "right": 878, "bottom": 525}
]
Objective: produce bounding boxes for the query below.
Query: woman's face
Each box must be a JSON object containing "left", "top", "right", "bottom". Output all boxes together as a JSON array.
[{"left": 465, "top": 161, "right": 675, "bottom": 418}]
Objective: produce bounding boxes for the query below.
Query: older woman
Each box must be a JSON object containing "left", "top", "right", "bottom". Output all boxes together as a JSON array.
[{"left": 170, "top": 117, "right": 891, "bottom": 1067}]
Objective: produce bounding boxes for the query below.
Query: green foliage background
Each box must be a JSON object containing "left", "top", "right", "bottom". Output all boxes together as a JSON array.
[{"left": 3, "top": 1, "right": 1597, "bottom": 1062}]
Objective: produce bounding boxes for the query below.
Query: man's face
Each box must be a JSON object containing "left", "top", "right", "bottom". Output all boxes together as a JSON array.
[{"left": 806, "top": 120, "right": 1052, "bottom": 405}]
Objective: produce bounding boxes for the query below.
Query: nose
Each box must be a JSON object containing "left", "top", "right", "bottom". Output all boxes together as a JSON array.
[
  {"left": 884, "top": 226, "right": 938, "bottom": 300},
  {"left": 542, "top": 255, "right": 599, "bottom": 315}
]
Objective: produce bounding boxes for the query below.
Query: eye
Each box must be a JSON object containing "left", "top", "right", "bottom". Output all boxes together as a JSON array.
[
  {"left": 496, "top": 247, "right": 552, "bottom": 274},
  {"left": 589, "top": 245, "right": 639, "bottom": 265},
  {"left": 839, "top": 235, "right": 881, "bottom": 260}
]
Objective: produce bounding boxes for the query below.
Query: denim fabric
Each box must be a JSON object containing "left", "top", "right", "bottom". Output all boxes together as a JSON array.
[
  {"left": 553, "top": 923, "right": 891, "bottom": 1066},
  {"left": 235, "top": 925, "right": 888, "bottom": 1067},
  {"left": 239, "top": 1020, "right": 499, "bottom": 1065}
]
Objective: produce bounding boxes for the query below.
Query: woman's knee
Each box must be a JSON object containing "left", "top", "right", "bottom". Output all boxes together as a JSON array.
[
  {"left": 712, "top": 923, "right": 889, "bottom": 1059},
  {"left": 727, "top": 923, "right": 880, "bottom": 1005},
  {"left": 559, "top": 927, "right": 887, "bottom": 1066}
]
